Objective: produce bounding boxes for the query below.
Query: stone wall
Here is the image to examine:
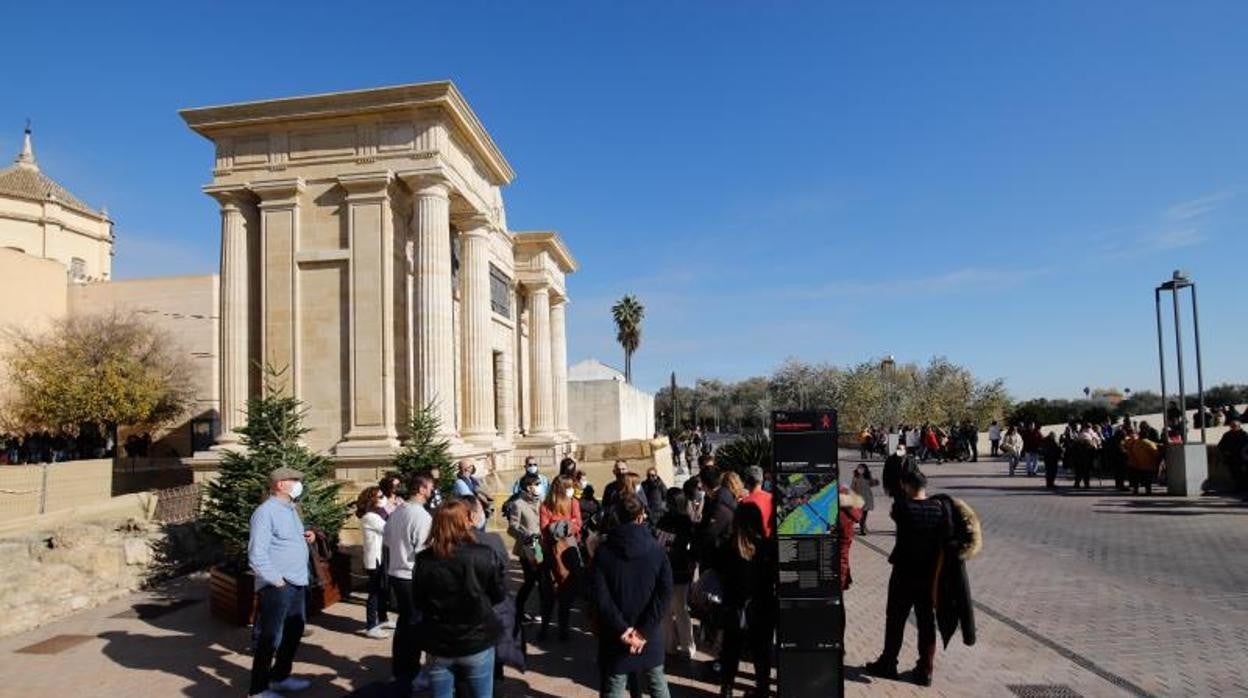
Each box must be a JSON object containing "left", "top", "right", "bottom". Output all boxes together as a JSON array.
[
  {"left": 568, "top": 378, "right": 655, "bottom": 444},
  {"left": 0, "top": 520, "right": 162, "bottom": 638}
]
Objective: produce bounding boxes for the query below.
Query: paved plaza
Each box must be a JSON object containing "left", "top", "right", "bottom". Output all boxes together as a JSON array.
[{"left": 0, "top": 456, "right": 1245, "bottom": 697}]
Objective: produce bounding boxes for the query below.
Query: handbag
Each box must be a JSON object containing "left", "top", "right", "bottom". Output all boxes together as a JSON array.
[{"left": 688, "top": 569, "right": 725, "bottom": 620}]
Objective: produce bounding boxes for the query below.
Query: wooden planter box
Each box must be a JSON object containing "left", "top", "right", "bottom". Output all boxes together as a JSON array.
[
  {"left": 210, "top": 552, "right": 352, "bottom": 626},
  {"left": 209, "top": 566, "right": 257, "bottom": 626}
]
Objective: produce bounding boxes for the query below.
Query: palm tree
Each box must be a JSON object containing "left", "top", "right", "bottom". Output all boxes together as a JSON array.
[{"left": 611, "top": 294, "right": 644, "bottom": 383}]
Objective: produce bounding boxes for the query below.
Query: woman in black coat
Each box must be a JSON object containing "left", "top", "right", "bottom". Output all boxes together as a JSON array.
[
  {"left": 413, "top": 500, "right": 507, "bottom": 698},
  {"left": 715, "top": 502, "right": 776, "bottom": 698},
  {"left": 590, "top": 494, "right": 674, "bottom": 698}
]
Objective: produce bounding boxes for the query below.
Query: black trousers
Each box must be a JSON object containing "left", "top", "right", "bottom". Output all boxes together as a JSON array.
[
  {"left": 389, "top": 576, "right": 422, "bottom": 683},
  {"left": 968, "top": 439, "right": 978, "bottom": 462},
  {"left": 1044, "top": 457, "right": 1059, "bottom": 488},
  {"left": 880, "top": 565, "right": 936, "bottom": 676},
  {"left": 250, "top": 584, "right": 306, "bottom": 695},
  {"left": 515, "top": 554, "right": 546, "bottom": 619},
  {"left": 720, "top": 603, "right": 775, "bottom": 697},
  {"left": 990, "top": 439, "right": 1000, "bottom": 457}
]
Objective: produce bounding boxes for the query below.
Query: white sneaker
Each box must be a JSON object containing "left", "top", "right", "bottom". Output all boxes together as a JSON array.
[
  {"left": 365, "top": 626, "right": 391, "bottom": 639},
  {"left": 249, "top": 691, "right": 283, "bottom": 698},
  {"left": 380, "top": 619, "right": 397, "bottom": 630},
  {"left": 269, "top": 676, "right": 311, "bottom": 692}
]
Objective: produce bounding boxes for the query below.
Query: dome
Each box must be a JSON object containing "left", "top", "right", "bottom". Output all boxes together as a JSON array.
[{"left": 0, "top": 126, "right": 107, "bottom": 220}]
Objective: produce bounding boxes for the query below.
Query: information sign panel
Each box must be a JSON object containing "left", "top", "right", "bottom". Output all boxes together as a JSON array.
[{"left": 771, "top": 409, "right": 843, "bottom": 698}]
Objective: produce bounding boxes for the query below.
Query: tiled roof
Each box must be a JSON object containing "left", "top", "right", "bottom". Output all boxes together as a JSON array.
[{"left": 0, "top": 163, "right": 105, "bottom": 219}]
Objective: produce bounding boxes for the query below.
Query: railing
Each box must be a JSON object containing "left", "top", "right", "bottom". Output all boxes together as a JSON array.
[{"left": 152, "top": 483, "right": 202, "bottom": 524}]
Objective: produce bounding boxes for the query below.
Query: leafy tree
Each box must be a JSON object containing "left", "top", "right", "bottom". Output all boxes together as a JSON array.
[
  {"left": 1, "top": 312, "right": 192, "bottom": 438},
  {"left": 394, "top": 402, "right": 455, "bottom": 496},
  {"left": 611, "top": 295, "right": 644, "bottom": 383},
  {"left": 201, "top": 366, "right": 347, "bottom": 573}
]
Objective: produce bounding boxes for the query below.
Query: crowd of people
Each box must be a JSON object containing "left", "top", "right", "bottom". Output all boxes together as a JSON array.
[
  {"left": 858, "top": 423, "right": 980, "bottom": 464},
  {"left": 0, "top": 429, "right": 165, "bottom": 463},
  {"left": 244, "top": 409, "right": 1248, "bottom": 698}
]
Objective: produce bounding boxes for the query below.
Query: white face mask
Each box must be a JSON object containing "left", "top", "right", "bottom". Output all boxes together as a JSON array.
[
  {"left": 288, "top": 481, "right": 304, "bottom": 500},
  {"left": 564, "top": 488, "right": 574, "bottom": 499},
  {"left": 526, "top": 464, "right": 538, "bottom": 474}
]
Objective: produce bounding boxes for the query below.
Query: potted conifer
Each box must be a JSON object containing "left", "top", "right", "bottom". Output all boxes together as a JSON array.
[{"left": 201, "top": 366, "right": 350, "bottom": 625}]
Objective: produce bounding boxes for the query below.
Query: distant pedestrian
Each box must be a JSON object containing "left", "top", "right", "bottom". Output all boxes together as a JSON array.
[
  {"left": 851, "top": 463, "right": 878, "bottom": 535},
  {"left": 987, "top": 421, "right": 1001, "bottom": 457},
  {"left": 247, "top": 467, "right": 316, "bottom": 698},
  {"left": 881, "top": 446, "right": 912, "bottom": 500},
  {"left": 1217, "top": 420, "right": 1248, "bottom": 493},
  {"left": 511, "top": 456, "right": 550, "bottom": 499},
  {"left": 1124, "top": 428, "right": 1162, "bottom": 495},
  {"left": 590, "top": 494, "right": 674, "bottom": 698},
  {"left": 1000, "top": 426, "right": 1023, "bottom": 476},
  {"left": 1041, "top": 432, "right": 1063, "bottom": 489}
]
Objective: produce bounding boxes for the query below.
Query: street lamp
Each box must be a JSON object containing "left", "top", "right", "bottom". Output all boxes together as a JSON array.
[
  {"left": 1155, "top": 269, "right": 1207, "bottom": 444},
  {"left": 1154, "top": 269, "right": 1209, "bottom": 496}
]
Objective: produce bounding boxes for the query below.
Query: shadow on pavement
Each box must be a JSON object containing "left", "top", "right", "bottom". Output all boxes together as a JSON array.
[{"left": 96, "top": 585, "right": 390, "bottom": 697}]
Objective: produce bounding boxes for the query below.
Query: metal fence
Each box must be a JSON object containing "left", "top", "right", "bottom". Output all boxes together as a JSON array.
[{"left": 152, "top": 483, "right": 202, "bottom": 524}]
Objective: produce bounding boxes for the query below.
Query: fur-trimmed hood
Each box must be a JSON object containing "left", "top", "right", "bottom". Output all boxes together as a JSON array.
[
  {"left": 839, "top": 487, "right": 865, "bottom": 510},
  {"left": 952, "top": 497, "right": 982, "bottom": 560}
]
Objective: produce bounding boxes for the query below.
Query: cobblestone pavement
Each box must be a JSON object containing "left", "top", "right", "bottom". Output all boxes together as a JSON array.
[
  {"left": 844, "top": 455, "right": 1248, "bottom": 697},
  {"left": 0, "top": 456, "right": 1243, "bottom": 696}
]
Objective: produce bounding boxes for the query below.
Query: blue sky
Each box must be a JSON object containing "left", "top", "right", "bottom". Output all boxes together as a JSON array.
[{"left": 4, "top": 2, "right": 1245, "bottom": 399}]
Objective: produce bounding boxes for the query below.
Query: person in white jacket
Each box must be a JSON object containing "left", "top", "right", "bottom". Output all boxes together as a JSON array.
[
  {"left": 1001, "top": 426, "right": 1025, "bottom": 476},
  {"left": 355, "top": 486, "right": 394, "bottom": 639}
]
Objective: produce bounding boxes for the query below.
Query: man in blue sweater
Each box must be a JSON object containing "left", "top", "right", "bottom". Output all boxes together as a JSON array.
[{"left": 248, "top": 467, "right": 315, "bottom": 698}]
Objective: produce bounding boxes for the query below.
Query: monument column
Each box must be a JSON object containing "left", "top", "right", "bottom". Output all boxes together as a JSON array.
[
  {"left": 550, "top": 297, "right": 570, "bottom": 435},
  {"left": 205, "top": 185, "right": 253, "bottom": 447},
  {"left": 251, "top": 178, "right": 303, "bottom": 397},
  {"left": 459, "top": 216, "right": 496, "bottom": 441},
  {"left": 338, "top": 172, "right": 400, "bottom": 453},
  {"left": 528, "top": 283, "right": 555, "bottom": 437},
  {"left": 403, "top": 175, "right": 457, "bottom": 437}
]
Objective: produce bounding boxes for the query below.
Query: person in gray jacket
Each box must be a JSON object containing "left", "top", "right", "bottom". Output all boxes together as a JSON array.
[
  {"left": 507, "top": 472, "right": 545, "bottom": 624},
  {"left": 383, "top": 472, "right": 434, "bottom": 688}
]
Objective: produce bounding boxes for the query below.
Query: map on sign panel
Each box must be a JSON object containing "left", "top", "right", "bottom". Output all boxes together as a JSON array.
[{"left": 775, "top": 472, "right": 839, "bottom": 535}]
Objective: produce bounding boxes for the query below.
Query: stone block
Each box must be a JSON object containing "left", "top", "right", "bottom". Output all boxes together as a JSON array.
[{"left": 122, "top": 538, "right": 152, "bottom": 566}]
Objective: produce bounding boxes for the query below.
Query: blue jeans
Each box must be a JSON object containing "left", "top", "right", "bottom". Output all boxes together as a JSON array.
[
  {"left": 602, "top": 666, "right": 671, "bottom": 698},
  {"left": 249, "top": 583, "right": 306, "bottom": 695},
  {"left": 427, "top": 646, "right": 495, "bottom": 698},
  {"left": 1025, "top": 451, "right": 1039, "bottom": 476}
]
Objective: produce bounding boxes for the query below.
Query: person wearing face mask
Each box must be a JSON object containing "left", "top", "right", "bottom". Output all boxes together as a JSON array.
[
  {"left": 641, "top": 468, "right": 668, "bottom": 518},
  {"left": 539, "top": 475, "right": 584, "bottom": 641},
  {"left": 508, "top": 473, "right": 546, "bottom": 625},
  {"left": 355, "top": 486, "right": 393, "bottom": 639},
  {"left": 511, "top": 456, "right": 550, "bottom": 499},
  {"left": 247, "top": 467, "right": 316, "bottom": 698}
]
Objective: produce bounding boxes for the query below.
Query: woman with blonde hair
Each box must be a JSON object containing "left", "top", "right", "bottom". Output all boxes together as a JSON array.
[
  {"left": 722, "top": 471, "right": 746, "bottom": 500},
  {"left": 539, "top": 474, "right": 583, "bottom": 641},
  {"left": 413, "top": 500, "right": 506, "bottom": 698}
]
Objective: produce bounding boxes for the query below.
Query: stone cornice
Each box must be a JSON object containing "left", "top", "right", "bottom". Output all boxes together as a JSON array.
[
  {"left": 249, "top": 177, "right": 304, "bottom": 205},
  {"left": 202, "top": 183, "right": 256, "bottom": 208},
  {"left": 514, "top": 230, "right": 579, "bottom": 273},
  {"left": 0, "top": 210, "right": 112, "bottom": 242},
  {"left": 337, "top": 171, "right": 393, "bottom": 198},
  {"left": 180, "top": 81, "right": 515, "bottom": 185}
]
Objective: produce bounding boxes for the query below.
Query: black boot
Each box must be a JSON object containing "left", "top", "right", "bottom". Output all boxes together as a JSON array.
[{"left": 863, "top": 659, "right": 899, "bottom": 680}]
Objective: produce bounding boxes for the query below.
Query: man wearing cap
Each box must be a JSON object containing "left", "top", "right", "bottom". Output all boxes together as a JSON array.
[
  {"left": 740, "top": 465, "right": 774, "bottom": 538},
  {"left": 248, "top": 467, "right": 315, "bottom": 698}
]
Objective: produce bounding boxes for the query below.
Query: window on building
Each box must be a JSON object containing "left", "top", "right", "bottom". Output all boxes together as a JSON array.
[
  {"left": 69, "top": 257, "right": 87, "bottom": 282},
  {"left": 489, "top": 263, "right": 512, "bottom": 318}
]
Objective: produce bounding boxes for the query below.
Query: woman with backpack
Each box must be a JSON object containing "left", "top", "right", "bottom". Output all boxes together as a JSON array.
[
  {"left": 539, "top": 475, "right": 583, "bottom": 641},
  {"left": 656, "top": 487, "right": 696, "bottom": 661}
]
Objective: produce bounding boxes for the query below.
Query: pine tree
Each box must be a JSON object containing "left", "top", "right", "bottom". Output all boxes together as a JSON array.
[
  {"left": 394, "top": 402, "right": 455, "bottom": 497},
  {"left": 201, "top": 366, "right": 348, "bottom": 572}
]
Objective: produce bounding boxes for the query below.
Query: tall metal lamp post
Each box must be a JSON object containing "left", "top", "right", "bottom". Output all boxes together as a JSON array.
[{"left": 1154, "top": 269, "right": 1208, "bottom": 495}]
